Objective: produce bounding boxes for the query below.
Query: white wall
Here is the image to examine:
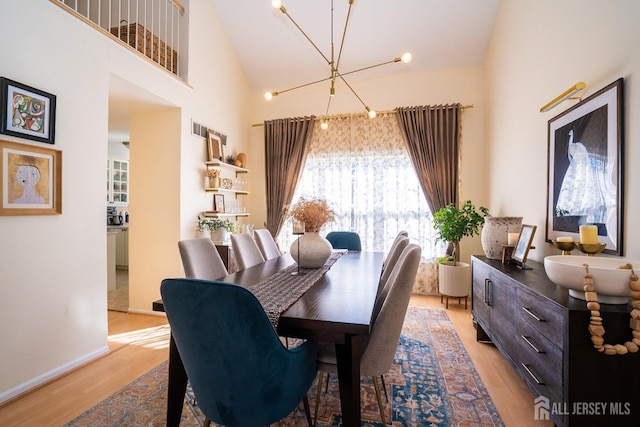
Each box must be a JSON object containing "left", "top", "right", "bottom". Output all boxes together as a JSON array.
[
  {"left": 484, "top": 0, "right": 640, "bottom": 262},
  {"left": 249, "top": 66, "right": 489, "bottom": 262},
  {"left": 0, "top": 1, "right": 251, "bottom": 402}
]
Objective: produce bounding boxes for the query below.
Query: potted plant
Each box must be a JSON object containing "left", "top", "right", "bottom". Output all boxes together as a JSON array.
[
  {"left": 432, "top": 200, "right": 489, "bottom": 307},
  {"left": 197, "top": 216, "right": 235, "bottom": 243}
]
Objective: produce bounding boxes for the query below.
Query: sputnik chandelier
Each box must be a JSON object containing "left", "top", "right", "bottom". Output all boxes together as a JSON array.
[{"left": 265, "top": 0, "right": 412, "bottom": 129}]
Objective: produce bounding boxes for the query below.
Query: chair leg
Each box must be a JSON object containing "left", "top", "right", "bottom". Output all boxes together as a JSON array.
[
  {"left": 324, "top": 373, "right": 330, "bottom": 393},
  {"left": 371, "top": 376, "right": 387, "bottom": 425},
  {"left": 313, "top": 372, "right": 324, "bottom": 427},
  {"left": 203, "top": 417, "right": 211, "bottom": 427},
  {"left": 380, "top": 374, "right": 389, "bottom": 402},
  {"left": 303, "top": 394, "right": 313, "bottom": 427}
]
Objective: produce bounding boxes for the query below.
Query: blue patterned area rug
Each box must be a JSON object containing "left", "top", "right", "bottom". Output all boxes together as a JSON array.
[{"left": 66, "top": 307, "right": 503, "bottom": 426}]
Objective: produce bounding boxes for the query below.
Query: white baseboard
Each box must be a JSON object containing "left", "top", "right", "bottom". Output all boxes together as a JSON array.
[{"left": 0, "top": 346, "right": 109, "bottom": 405}]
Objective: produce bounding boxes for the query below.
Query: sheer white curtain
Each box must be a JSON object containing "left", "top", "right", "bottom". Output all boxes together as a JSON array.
[{"left": 278, "top": 114, "right": 443, "bottom": 277}]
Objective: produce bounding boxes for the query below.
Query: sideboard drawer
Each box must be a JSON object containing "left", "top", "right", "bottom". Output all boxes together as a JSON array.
[
  {"left": 516, "top": 286, "right": 565, "bottom": 346},
  {"left": 515, "top": 322, "right": 563, "bottom": 381}
]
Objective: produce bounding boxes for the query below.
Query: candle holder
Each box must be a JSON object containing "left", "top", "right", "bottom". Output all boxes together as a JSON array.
[
  {"left": 575, "top": 242, "right": 606, "bottom": 256},
  {"left": 552, "top": 240, "right": 576, "bottom": 255}
]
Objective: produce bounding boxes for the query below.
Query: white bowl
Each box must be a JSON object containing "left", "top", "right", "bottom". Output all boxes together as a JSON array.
[{"left": 543, "top": 255, "right": 640, "bottom": 304}]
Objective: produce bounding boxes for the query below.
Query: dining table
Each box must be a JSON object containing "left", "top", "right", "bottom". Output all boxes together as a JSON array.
[{"left": 152, "top": 250, "right": 385, "bottom": 427}]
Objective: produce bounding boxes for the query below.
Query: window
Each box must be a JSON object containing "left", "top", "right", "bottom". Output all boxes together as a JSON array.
[{"left": 279, "top": 114, "right": 440, "bottom": 258}]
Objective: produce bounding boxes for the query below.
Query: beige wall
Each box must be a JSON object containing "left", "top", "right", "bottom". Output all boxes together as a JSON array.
[
  {"left": 484, "top": 0, "right": 640, "bottom": 262},
  {"left": 0, "top": 1, "right": 250, "bottom": 402}
]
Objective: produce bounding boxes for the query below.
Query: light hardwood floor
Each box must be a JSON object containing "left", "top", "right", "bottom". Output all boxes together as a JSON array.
[{"left": 0, "top": 296, "right": 552, "bottom": 426}]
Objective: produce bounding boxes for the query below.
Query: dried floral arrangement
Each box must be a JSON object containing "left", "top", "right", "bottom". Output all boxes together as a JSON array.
[
  {"left": 206, "top": 169, "right": 221, "bottom": 178},
  {"left": 288, "top": 197, "right": 335, "bottom": 232}
]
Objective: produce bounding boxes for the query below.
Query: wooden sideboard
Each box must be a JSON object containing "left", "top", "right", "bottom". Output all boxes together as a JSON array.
[{"left": 472, "top": 256, "right": 640, "bottom": 426}]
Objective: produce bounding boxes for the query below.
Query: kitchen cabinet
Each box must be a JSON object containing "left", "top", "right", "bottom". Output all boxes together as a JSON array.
[
  {"left": 107, "top": 159, "right": 129, "bottom": 205},
  {"left": 472, "top": 256, "right": 639, "bottom": 426},
  {"left": 114, "top": 227, "right": 128, "bottom": 269}
]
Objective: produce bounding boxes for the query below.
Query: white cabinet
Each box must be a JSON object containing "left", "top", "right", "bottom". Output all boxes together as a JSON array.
[
  {"left": 107, "top": 159, "right": 129, "bottom": 205},
  {"left": 114, "top": 227, "right": 129, "bottom": 269}
]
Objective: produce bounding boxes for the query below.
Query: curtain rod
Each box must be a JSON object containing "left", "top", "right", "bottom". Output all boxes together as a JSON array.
[{"left": 251, "top": 104, "right": 474, "bottom": 127}]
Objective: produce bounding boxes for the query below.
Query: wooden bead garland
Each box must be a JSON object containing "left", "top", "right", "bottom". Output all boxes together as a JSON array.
[{"left": 584, "top": 263, "right": 640, "bottom": 355}]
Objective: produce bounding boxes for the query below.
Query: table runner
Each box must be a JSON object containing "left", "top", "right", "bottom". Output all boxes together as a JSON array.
[{"left": 250, "top": 249, "right": 348, "bottom": 327}]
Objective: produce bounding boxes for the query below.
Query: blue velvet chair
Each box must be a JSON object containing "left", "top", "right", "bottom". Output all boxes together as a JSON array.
[
  {"left": 325, "top": 231, "right": 362, "bottom": 251},
  {"left": 160, "top": 278, "right": 318, "bottom": 426}
]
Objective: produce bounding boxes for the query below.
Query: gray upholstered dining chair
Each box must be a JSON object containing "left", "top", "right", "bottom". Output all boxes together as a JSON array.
[
  {"left": 382, "top": 231, "right": 409, "bottom": 270},
  {"left": 254, "top": 228, "right": 282, "bottom": 260},
  {"left": 378, "top": 234, "right": 410, "bottom": 297},
  {"left": 178, "top": 238, "right": 228, "bottom": 280},
  {"left": 313, "top": 244, "right": 422, "bottom": 426},
  {"left": 230, "top": 233, "right": 266, "bottom": 271}
]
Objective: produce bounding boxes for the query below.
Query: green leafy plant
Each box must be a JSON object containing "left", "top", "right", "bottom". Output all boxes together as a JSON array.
[
  {"left": 433, "top": 200, "right": 489, "bottom": 265},
  {"left": 197, "top": 216, "right": 234, "bottom": 232}
]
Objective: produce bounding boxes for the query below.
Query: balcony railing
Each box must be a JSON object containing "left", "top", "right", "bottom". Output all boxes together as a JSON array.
[{"left": 51, "top": 0, "right": 186, "bottom": 77}]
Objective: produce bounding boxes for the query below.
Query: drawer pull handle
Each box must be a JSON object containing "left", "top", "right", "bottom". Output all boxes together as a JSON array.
[
  {"left": 485, "top": 279, "right": 492, "bottom": 306},
  {"left": 521, "top": 363, "right": 545, "bottom": 385},
  {"left": 522, "top": 307, "right": 546, "bottom": 322},
  {"left": 521, "top": 335, "right": 545, "bottom": 353}
]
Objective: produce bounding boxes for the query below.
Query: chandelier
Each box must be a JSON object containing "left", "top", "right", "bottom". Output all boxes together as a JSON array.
[{"left": 265, "top": 0, "right": 412, "bottom": 129}]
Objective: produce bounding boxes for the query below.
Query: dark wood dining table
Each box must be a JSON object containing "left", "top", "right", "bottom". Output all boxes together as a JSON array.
[{"left": 152, "top": 250, "right": 384, "bottom": 427}]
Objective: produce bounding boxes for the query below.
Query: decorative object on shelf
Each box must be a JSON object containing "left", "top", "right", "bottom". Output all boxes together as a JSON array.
[
  {"left": 480, "top": 216, "right": 522, "bottom": 260},
  {"left": 264, "top": 1, "right": 412, "bottom": 128},
  {"left": 236, "top": 152, "right": 247, "bottom": 168},
  {"left": 213, "top": 194, "right": 225, "bottom": 213},
  {"left": 221, "top": 178, "right": 233, "bottom": 190},
  {"left": 206, "top": 130, "right": 223, "bottom": 162},
  {"left": 0, "top": 139, "right": 62, "bottom": 215},
  {"left": 0, "top": 77, "right": 57, "bottom": 144},
  {"left": 206, "top": 169, "right": 221, "bottom": 188},
  {"left": 582, "top": 263, "right": 640, "bottom": 355},
  {"left": 197, "top": 216, "right": 234, "bottom": 243},
  {"left": 511, "top": 224, "right": 537, "bottom": 269},
  {"left": 225, "top": 154, "right": 236, "bottom": 166},
  {"left": 552, "top": 238, "right": 576, "bottom": 255},
  {"left": 545, "top": 78, "right": 623, "bottom": 256},
  {"left": 288, "top": 197, "right": 336, "bottom": 268},
  {"left": 575, "top": 242, "right": 606, "bottom": 256}
]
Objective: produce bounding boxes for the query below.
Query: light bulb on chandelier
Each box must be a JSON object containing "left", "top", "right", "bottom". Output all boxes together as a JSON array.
[{"left": 264, "top": 0, "right": 412, "bottom": 120}]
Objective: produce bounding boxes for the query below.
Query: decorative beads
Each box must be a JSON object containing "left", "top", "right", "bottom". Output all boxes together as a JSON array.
[{"left": 585, "top": 263, "right": 640, "bottom": 355}]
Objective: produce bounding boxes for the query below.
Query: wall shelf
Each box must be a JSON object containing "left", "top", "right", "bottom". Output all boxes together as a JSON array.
[{"left": 205, "top": 160, "right": 249, "bottom": 174}]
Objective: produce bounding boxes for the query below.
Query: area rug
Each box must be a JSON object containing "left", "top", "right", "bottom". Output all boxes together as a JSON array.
[{"left": 66, "top": 307, "right": 503, "bottom": 426}]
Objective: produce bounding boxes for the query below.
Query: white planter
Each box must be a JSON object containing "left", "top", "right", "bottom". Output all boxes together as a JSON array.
[
  {"left": 481, "top": 216, "right": 523, "bottom": 260},
  {"left": 210, "top": 228, "right": 230, "bottom": 243},
  {"left": 438, "top": 262, "right": 471, "bottom": 297},
  {"left": 289, "top": 232, "right": 332, "bottom": 268}
]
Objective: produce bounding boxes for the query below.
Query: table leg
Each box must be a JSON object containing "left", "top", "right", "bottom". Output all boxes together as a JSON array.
[
  {"left": 335, "top": 335, "right": 361, "bottom": 427},
  {"left": 167, "top": 333, "right": 188, "bottom": 427}
]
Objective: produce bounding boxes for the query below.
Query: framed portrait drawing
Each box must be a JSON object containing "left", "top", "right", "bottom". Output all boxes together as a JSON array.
[
  {"left": 0, "top": 78, "right": 57, "bottom": 144},
  {"left": 213, "top": 193, "right": 225, "bottom": 213},
  {"left": 0, "top": 140, "right": 62, "bottom": 215},
  {"left": 545, "top": 78, "right": 623, "bottom": 255},
  {"left": 207, "top": 131, "right": 223, "bottom": 162},
  {"left": 512, "top": 224, "right": 537, "bottom": 269}
]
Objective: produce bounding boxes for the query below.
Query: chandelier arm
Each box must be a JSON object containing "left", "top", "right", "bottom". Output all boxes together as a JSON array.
[
  {"left": 271, "top": 58, "right": 400, "bottom": 96},
  {"left": 278, "top": 5, "right": 331, "bottom": 65},
  {"left": 335, "top": 0, "right": 354, "bottom": 73},
  {"left": 335, "top": 74, "right": 368, "bottom": 110}
]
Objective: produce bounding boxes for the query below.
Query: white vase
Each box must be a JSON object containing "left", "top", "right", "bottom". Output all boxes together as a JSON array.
[
  {"left": 210, "top": 228, "right": 229, "bottom": 243},
  {"left": 481, "top": 216, "right": 523, "bottom": 259},
  {"left": 289, "top": 232, "right": 332, "bottom": 268}
]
